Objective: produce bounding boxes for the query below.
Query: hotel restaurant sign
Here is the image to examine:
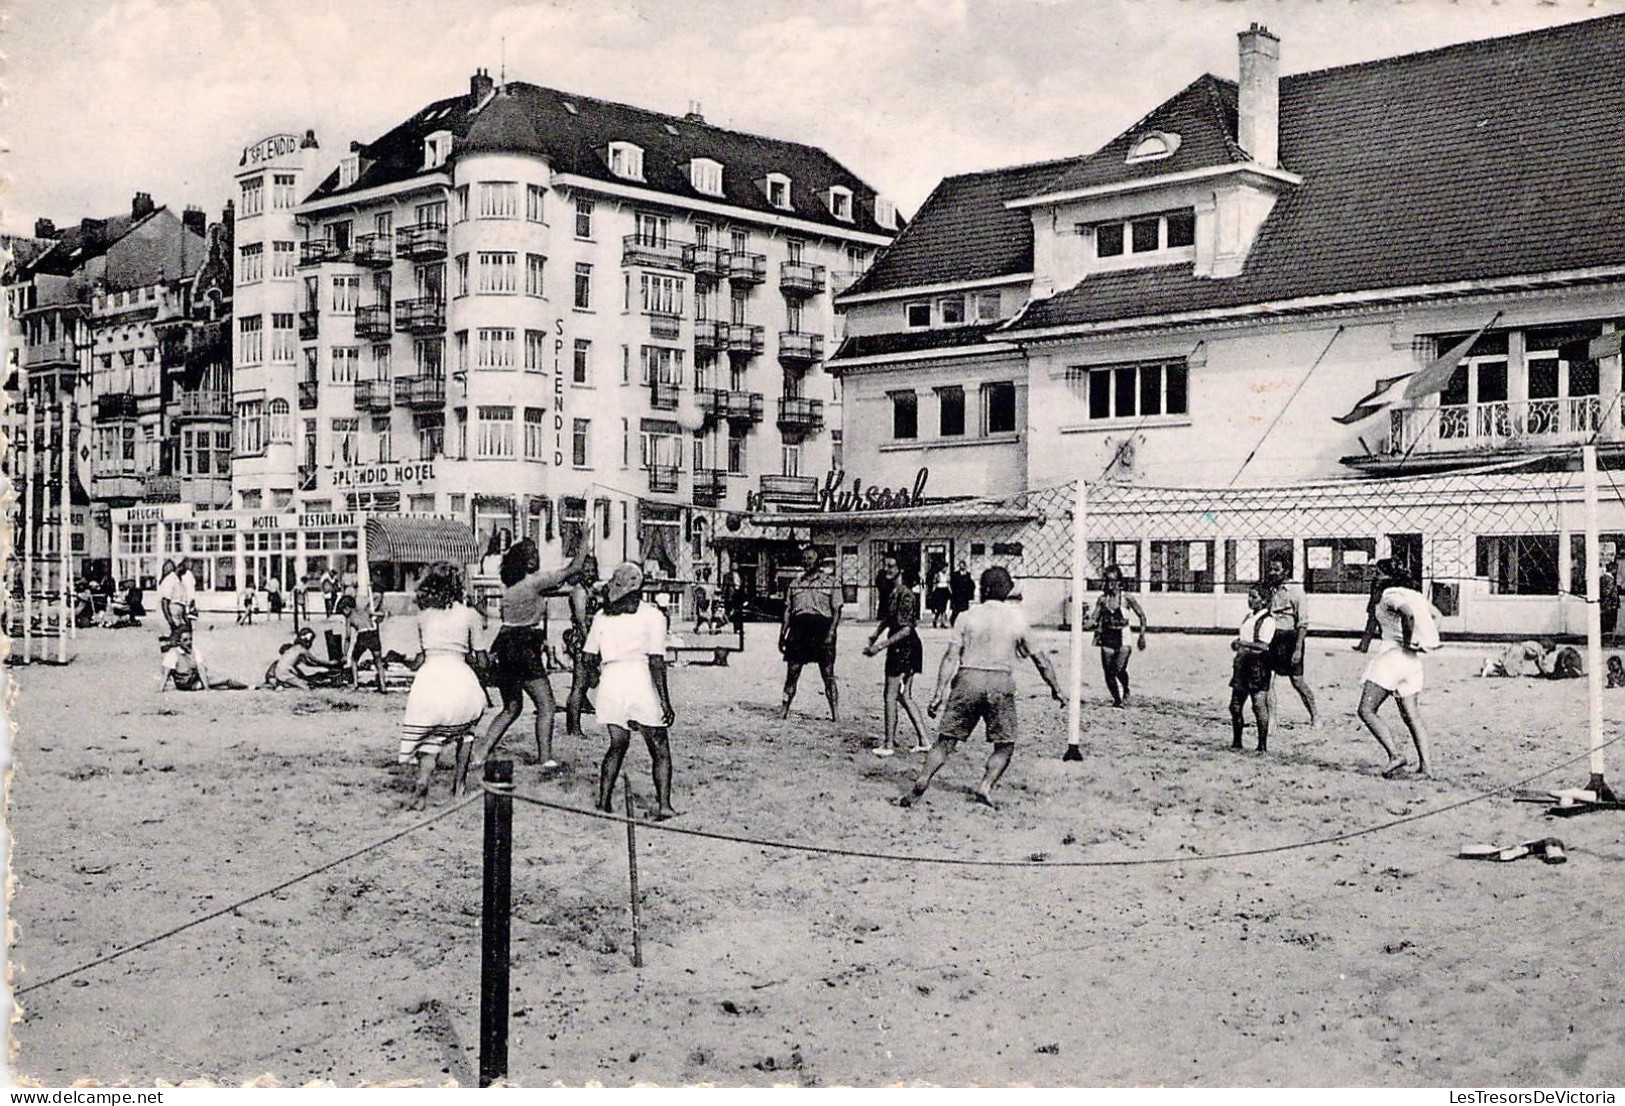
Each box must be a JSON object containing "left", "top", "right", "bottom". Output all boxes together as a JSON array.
[
  {"left": 747, "top": 467, "right": 931, "bottom": 514},
  {"left": 332, "top": 461, "right": 436, "bottom": 490}
]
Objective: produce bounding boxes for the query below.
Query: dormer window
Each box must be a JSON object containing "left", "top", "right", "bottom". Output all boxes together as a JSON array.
[
  {"left": 1125, "top": 131, "right": 1182, "bottom": 164},
  {"left": 1089, "top": 208, "right": 1197, "bottom": 259},
  {"left": 608, "top": 142, "right": 645, "bottom": 181},
  {"left": 689, "top": 158, "right": 724, "bottom": 197},
  {"left": 423, "top": 130, "right": 452, "bottom": 170},
  {"left": 765, "top": 173, "right": 792, "bottom": 211},
  {"left": 827, "top": 186, "right": 853, "bottom": 222},
  {"left": 874, "top": 197, "right": 898, "bottom": 230},
  {"left": 338, "top": 155, "right": 360, "bottom": 189}
]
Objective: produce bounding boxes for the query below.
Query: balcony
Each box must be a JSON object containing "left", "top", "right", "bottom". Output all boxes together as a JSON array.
[
  {"left": 776, "top": 396, "right": 825, "bottom": 433},
  {"left": 298, "top": 380, "right": 319, "bottom": 410},
  {"left": 145, "top": 473, "right": 181, "bottom": 503},
  {"left": 1382, "top": 397, "right": 1602, "bottom": 460},
  {"left": 355, "top": 304, "right": 392, "bottom": 341},
  {"left": 396, "top": 222, "right": 448, "bottom": 261},
  {"left": 779, "top": 261, "right": 826, "bottom": 297},
  {"left": 95, "top": 393, "right": 139, "bottom": 421},
  {"left": 684, "top": 244, "right": 731, "bottom": 281},
  {"left": 90, "top": 469, "right": 147, "bottom": 503},
  {"left": 300, "top": 239, "right": 345, "bottom": 266},
  {"left": 757, "top": 473, "right": 820, "bottom": 509},
  {"left": 694, "top": 319, "right": 726, "bottom": 354},
  {"left": 24, "top": 337, "right": 77, "bottom": 367},
  {"left": 692, "top": 468, "right": 728, "bottom": 507},
  {"left": 353, "top": 232, "right": 395, "bottom": 268},
  {"left": 830, "top": 269, "right": 866, "bottom": 295},
  {"left": 728, "top": 252, "right": 766, "bottom": 285},
  {"left": 778, "top": 331, "right": 825, "bottom": 366},
  {"left": 622, "top": 234, "right": 692, "bottom": 272},
  {"left": 647, "top": 464, "right": 681, "bottom": 494},
  {"left": 395, "top": 297, "right": 446, "bottom": 334},
  {"left": 174, "top": 389, "right": 231, "bottom": 420},
  {"left": 354, "top": 377, "right": 393, "bottom": 413},
  {"left": 179, "top": 474, "right": 232, "bottom": 509},
  {"left": 649, "top": 380, "right": 681, "bottom": 410},
  {"left": 725, "top": 323, "right": 764, "bottom": 357},
  {"left": 696, "top": 389, "right": 763, "bottom": 423},
  {"left": 394, "top": 374, "right": 446, "bottom": 409},
  {"left": 298, "top": 310, "right": 320, "bottom": 341},
  {"left": 648, "top": 313, "right": 682, "bottom": 341}
]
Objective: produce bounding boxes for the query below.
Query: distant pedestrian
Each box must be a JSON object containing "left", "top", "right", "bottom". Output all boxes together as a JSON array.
[
  {"left": 928, "top": 565, "right": 951, "bottom": 628},
  {"left": 321, "top": 568, "right": 340, "bottom": 617},
  {"left": 1089, "top": 564, "right": 1147, "bottom": 707},
  {"left": 949, "top": 562, "right": 974, "bottom": 626},
  {"left": 238, "top": 583, "right": 257, "bottom": 626},
  {"left": 266, "top": 575, "right": 284, "bottom": 620}
]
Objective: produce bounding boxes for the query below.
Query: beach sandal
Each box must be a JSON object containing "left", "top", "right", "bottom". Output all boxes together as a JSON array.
[
  {"left": 909, "top": 744, "right": 931, "bottom": 754},
  {"left": 1460, "top": 842, "right": 1534, "bottom": 862},
  {"left": 1526, "top": 837, "right": 1568, "bottom": 864},
  {"left": 540, "top": 759, "right": 563, "bottom": 774}
]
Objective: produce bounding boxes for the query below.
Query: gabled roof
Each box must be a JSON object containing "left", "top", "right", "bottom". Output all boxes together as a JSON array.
[
  {"left": 1009, "top": 12, "right": 1625, "bottom": 333},
  {"left": 840, "top": 156, "right": 1088, "bottom": 298},
  {"left": 831, "top": 322, "right": 1008, "bottom": 363},
  {"left": 307, "top": 82, "right": 896, "bottom": 236},
  {"left": 20, "top": 212, "right": 142, "bottom": 278},
  {"left": 1027, "top": 75, "right": 1247, "bottom": 198}
]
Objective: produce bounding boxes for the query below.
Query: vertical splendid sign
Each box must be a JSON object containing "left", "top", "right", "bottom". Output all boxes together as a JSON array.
[{"left": 553, "top": 320, "right": 566, "bottom": 467}]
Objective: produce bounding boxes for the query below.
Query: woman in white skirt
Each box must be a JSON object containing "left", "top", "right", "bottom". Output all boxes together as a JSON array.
[
  {"left": 399, "top": 563, "right": 489, "bottom": 809},
  {"left": 585, "top": 563, "right": 678, "bottom": 820}
]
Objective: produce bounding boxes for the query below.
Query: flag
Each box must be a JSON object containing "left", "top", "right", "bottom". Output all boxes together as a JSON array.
[
  {"left": 1331, "top": 311, "right": 1502, "bottom": 424},
  {"left": 1557, "top": 331, "right": 1625, "bottom": 364},
  {"left": 1332, "top": 375, "right": 1414, "bottom": 425}
]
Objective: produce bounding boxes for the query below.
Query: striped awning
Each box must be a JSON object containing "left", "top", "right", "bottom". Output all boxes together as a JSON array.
[{"left": 365, "top": 516, "right": 482, "bottom": 566}]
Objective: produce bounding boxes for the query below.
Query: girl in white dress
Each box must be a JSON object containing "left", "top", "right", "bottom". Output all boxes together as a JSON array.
[
  {"left": 585, "top": 563, "right": 678, "bottom": 819},
  {"left": 399, "top": 563, "right": 489, "bottom": 809}
]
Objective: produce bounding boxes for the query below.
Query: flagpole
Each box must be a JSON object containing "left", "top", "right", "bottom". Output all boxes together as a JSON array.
[{"left": 1582, "top": 447, "right": 1608, "bottom": 789}]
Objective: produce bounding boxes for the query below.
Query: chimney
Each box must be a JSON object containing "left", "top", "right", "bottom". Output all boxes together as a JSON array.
[
  {"left": 300, "top": 128, "right": 319, "bottom": 149},
  {"left": 182, "top": 205, "right": 206, "bottom": 238},
  {"left": 131, "top": 191, "right": 156, "bottom": 220},
  {"left": 33, "top": 217, "right": 57, "bottom": 239},
  {"left": 1237, "top": 23, "right": 1281, "bottom": 169},
  {"left": 685, "top": 101, "right": 706, "bottom": 125},
  {"left": 80, "top": 217, "right": 107, "bottom": 249},
  {"left": 471, "top": 67, "right": 495, "bottom": 101}
]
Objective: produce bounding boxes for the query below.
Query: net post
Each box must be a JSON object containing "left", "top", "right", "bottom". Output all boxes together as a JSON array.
[
  {"left": 23, "top": 403, "right": 34, "bottom": 664},
  {"left": 479, "top": 757, "right": 514, "bottom": 1088},
  {"left": 60, "top": 399, "right": 73, "bottom": 659},
  {"left": 1067, "top": 479, "right": 1087, "bottom": 752},
  {"left": 1582, "top": 447, "right": 1608, "bottom": 786},
  {"left": 622, "top": 777, "right": 645, "bottom": 969}
]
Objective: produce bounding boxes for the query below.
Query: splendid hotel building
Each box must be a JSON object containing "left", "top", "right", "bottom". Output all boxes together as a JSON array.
[{"left": 266, "top": 70, "right": 895, "bottom": 591}]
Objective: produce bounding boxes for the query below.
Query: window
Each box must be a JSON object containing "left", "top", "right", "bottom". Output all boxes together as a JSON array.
[
  {"left": 414, "top": 337, "right": 444, "bottom": 377},
  {"left": 1303, "top": 537, "right": 1380, "bottom": 595},
  {"left": 423, "top": 131, "right": 451, "bottom": 169},
  {"left": 1478, "top": 535, "right": 1560, "bottom": 596},
  {"left": 454, "top": 186, "right": 469, "bottom": 222},
  {"left": 525, "top": 253, "right": 546, "bottom": 297},
  {"left": 375, "top": 211, "right": 393, "bottom": 236},
  {"left": 937, "top": 386, "right": 965, "bottom": 437},
  {"left": 477, "top": 406, "right": 515, "bottom": 458},
  {"left": 236, "top": 399, "right": 265, "bottom": 455},
  {"left": 525, "top": 330, "right": 546, "bottom": 373},
  {"left": 1091, "top": 208, "right": 1196, "bottom": 259},
  {"left": 270, "top": 313, "right": 295, "bottom": 362},
  {"left": 875, "top": 198, "right": 898, "bottom": 230},
  {"left": 890, "top": 390, "right": 918, "bottom": 440},
  {"left": 690, "top": 158, "right": 723, "bottom": 196},
  {"left": 273, "top": 174, "right": 296, "bottom": 209},
  {"left": 640, "top": 345, "right": 684, "bottom": 385},
  {"left": 634, "top": 211, "right": 669, "bottom": 246},
  {"left": 267, "top": 398, "right": 292, "bottom": 443},
  {"left": 338, "top": 154, "right": 359, "bottom": 189},
  {"left": 828, "top": 186, "right": 853, "bottom": 221},
  {"left": 1127, "top": 131, "right": 1182, "bottom": 163},
  {"left": 982, "top": 381, "right": 1017, "bottom": 434},
  {"left": 640, "top": 273, "right": 684, "bottom": 316},
  {"left": 906, "top": 302, "right": 931, "bottom": 328},
  {"left": 1086, "top": 541, "right": 1143, "bottom": 591},
  {"left": 477, "top": 252, "right": 517, "bottom": 294},
  {"left": 238, "top": 316, "right": 263, "bottom": 364},
  {"left": 730, "top": 228, "right": 749, "bottom": 254},
  {"left": 478, "top": 181, "right": 518, "bottom": 219},
  {"left": 454, "top": 254, "right": 469, "bottom": 297},
  {"left": 240, "top": 176, "right": 263, "bottom": 217},
  {"left": 573, "top": 263, "right": 593, "bottom": 310},
  {"left": 372, "top": 343, "right": 392, "bottom": 380},
  {"left": 939, "top": 296, "right": 965, "bottom": 325},
  {"left": 331, "top": 275, "right": 359, "bottom": 313},
  {"left": 523, "top": 408, "right": 546, "bottom": 460},
  {"left": 330, "top": 417, "right": 358, "bottom": 465},
  {"left": 975, "top": 291, "right": 1001, "bottom": 321},
  {"left": 572, "top": 418, "right": 591, "bottom": 467},
  {"left": 455, "top": 330, "right": 469, "bottom": 374},
  {"left": 765, "top": 173, "right": 792, "bottom": 210},
  {"left": 416, "top": 412, "right": 444, "bottom": 460},
  {"left": 831, "top": 428, "right": 843, "bottom": 472},
  {"left": 1223, "top": 538, "right": 1294, "bottom": 593},
  {"left": 372, "top": 417, "right": 393, "bottom": 464},
  {"left": 608, "top": 142, "right": 644, "bottom": 180},
  {"left": 1075, "top": 359, "right": 1188, "bottom": 421},
  {"left": 782, "top": 443, "right": 802, "bottom": 476},
  {"left": 476, "top": 328, "right": 516, "bottom": 370},
  {"left": 272, "top": 241, "right": 296, "bottom": 279},
  {"left": 417, "top": 199, "right": 448, "bottom": 229},
  {"left": 324, "top": 220, "right": 352, "bottom": 253},
  {"left": 526, "top": 184, "right": 546, "bottom": 222},
  {"left": 331, "top": 347, "right": 358, "bottom": 384},
  {"left": 573, "top": 339, "right": 591, "bottom": 385},
  {"left": 574, "top": 198, "right": 594, "bottom": 239},
  {"left": 239, "top": 243, "right": 264, "bottom": 284}
]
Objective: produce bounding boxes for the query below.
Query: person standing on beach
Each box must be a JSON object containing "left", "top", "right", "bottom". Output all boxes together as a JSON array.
[
  {"left": 949, "top": 561, "right": 975, "bottom": 626},
  {"left": 1264, "top": 556, "right": 1319, "bottom": 728},
  {"left": 863, "top": 566, "right": 929, "bottom": 757},
  {"left": 873, "top": 553, "right": 900, "bottom": 623},
  {"left": 157, "top": 559, "right": 191, "bottom": 635},
  {"left": 587, "top": 563, "right": 678, "bottom": 820},
  {"left": 779, "top": 545, "right": 842, "bottom": 721},
  {"left": 1229, "top": 584, "right": 1275, "bottom": 753},
  {"left": 400, "top": 564, "right": 490, "bottom": 808},
  {"left": 1089, "top": 565, "right": 1146, "bottom": 707},
  {"left": 321, "top": 567, "right": 340, "bottom": 618},
  {"left": 1358, "top": 563, "right": 1440, "bottom": 779},
  {"left": 564, "top": 555, "right": 603, "bottom": 738}
]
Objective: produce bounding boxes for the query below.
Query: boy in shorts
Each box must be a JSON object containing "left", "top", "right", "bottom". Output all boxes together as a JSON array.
[{"left": 899, "top": 566, "right": 1064, "bottom": 809}]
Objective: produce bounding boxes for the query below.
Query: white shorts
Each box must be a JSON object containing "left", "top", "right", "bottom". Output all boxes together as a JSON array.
[{"left": 1363, "top": 641, "right": 1425, "bottom": 697}]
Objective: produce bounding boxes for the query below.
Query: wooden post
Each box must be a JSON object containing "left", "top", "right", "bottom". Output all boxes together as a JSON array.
[
  {"left": 1066, "top": 479, "right": 1087, "bottom": 754},
  {"left": 23, "top": 401, "right": 34, "bottom": 664},
  {"left": 623, "top": 778, "right": 644, "bottom": 969},
  {"left": 59, "top": 399, "right": 72, "bottom": 659},
  {"left": 478, "top": 758, "right": 514, "bottom": 1088},
  {"left": 1582, "top": 447, "right": 1608, "bottom": 788}
]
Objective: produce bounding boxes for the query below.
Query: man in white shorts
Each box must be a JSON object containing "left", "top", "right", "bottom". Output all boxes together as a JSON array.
[{"left": 1358, "top": 564, "right": 1440, "bottom": 778}]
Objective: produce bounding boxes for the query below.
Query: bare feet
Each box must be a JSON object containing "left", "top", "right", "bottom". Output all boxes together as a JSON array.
[
  {"left": 651, "top": 806, "right": 680, "bottom": 821},
  {"left": 404, "top": 790, "right": 428, "bottom": 812},
  {"left": 897, "top": 785, "right": 926, "bottom": 808},
  {"left": 1381, "top": 759, "right": 1410, "bottom": 779},
  {"left": 778, "top": 702, "right": 791, "bottom": 720},
  {"left": 970, "top": 790, "right": 999, "bottom": 810}
]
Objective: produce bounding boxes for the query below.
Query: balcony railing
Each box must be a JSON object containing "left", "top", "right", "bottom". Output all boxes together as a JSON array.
[
  {"left": 354, "top": 377, "right": 393, "bottom": 413},
  {"left": 90, "top": 471, "right": 148, "bottom": 503},
  {"left": 757, "top": 473, "right": 819, "bottom": 508},
  {"left": 649, "top": 380, "right": 681, "bottom": 410},
  {"left": 648, "top": 314, "right": 681, "bottom": 341},
  {"left": 728, "top": 252, "right": 766, "bottom": 284},
  {"left": 355, "top": 304, "right": 392, "bottom": 341},
  {"left": 779, "top": 261, "right": 826, "bottom": 297},
  {"left": 725, "top": 323, "right": 764, "bottom": 356},
  {"left": 298, "top": 310, "right": 320, "bottom": 341},
  {"left": 396, "top": 222, "right": 447, "bottom": 260},
  {"left": 24, "top": 337, "right": 77, "bottom": 367},
  {"left": 353, "top": 233, "right": 395, "bottom": 268},
  {"left": 778, "top": 331, "right": 824, "bottom": 365},
  {"left": 776, "top": 396, "right": 825, "bottom": 432},
  {"left": 684, "top": 244, "right": 731, "bottom": 280},
  {"left": 174, "top": 390, "right": 231, "bottom": 420},
  {"left": 647, "top": 464, "right": 680, "bottom": 493},
  {"left": 830, "top": 269, "right": 866, "bottom": 294},
  {"left": 622, "top": 234, "right": 692, "bottom": 272},
  {"left": 694, "top": 319, "right": 726, "bottom": 354},
  {"left": 394, "top": 374, "right": 446, "bottom": 409},
  {"left": 1387, "top": 396, "right": 1604, "bottom": 456},
  {"left": 696, "top": 389, "right": 764, "bottom": 423},
  {"left": 298, "top": 380, "right": 319, "bottom": 409},
  {"left": 95, "top": 393, "right": 139, "bottom": 421},
  {"left": 179, "top": 474, "right": 232, "bottom": 509},
  {"left": 300, "top": 239, "right": 345, "bottom": 266},
  {"left": 395, "top": 297, "right": 446, "bottom": 334},
  {"left": 145, "top": 473, "right": 181, "bottom": 503},
  {"left": 692, "top": 468, "right": 728, "bottom": 506}
]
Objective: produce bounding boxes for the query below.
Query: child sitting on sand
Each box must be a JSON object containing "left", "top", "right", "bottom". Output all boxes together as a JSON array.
[{"left": 1229, "top": 584, "right": 1275, "bottom": 753}]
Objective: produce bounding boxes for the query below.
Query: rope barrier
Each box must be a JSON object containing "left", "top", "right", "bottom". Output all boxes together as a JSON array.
[
  {"left": 485, "top": 730, "right": 1623, "bottom": 869},
  {"left": 15, "top": 794, "right": 481, "bottom": 998}
]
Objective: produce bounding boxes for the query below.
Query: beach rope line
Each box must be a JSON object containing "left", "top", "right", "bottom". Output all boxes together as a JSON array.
[
  {"left": 14, "top": 794, "right": 481, "bottom": 998},
  {"left": 487, "top": 730, "right": 1623, "bottom": 869}
]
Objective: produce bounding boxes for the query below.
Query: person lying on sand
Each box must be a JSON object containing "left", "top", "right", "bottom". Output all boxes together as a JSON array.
[{"left": 1480, "top": 640, "right": 1585, "bottom": 680}]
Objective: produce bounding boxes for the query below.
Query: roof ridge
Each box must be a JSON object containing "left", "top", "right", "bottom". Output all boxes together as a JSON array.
[{"left": 1195, "top": 73, "right": 1248, "bottom": 162}]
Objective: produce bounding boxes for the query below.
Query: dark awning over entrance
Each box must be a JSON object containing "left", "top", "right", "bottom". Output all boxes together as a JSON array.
[{"left": 365, "top": 516, "right": 482, "bottom": 566}]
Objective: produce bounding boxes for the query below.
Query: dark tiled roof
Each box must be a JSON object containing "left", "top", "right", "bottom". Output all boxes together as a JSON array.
[
  {"left": 1011, "top": 13, "right": 1625, "bottom": 332},
  {"left": 21, "top": 213, "right": 141, "bottom": 277},
  {"left": 1029, "top": 75, "right": 1246, "bottom": 197},
  {"left": 831, "top": 322, "right": 1007, "bottom": 362},
  {"left": 308, "top": 83, "right": 895, "bottom": 236},
  {"left": 841, "top": 157, "right": 1089, "bottom": 296}
]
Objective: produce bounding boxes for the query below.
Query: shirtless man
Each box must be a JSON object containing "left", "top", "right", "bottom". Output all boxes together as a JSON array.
[{"left": 900, "top": 566, "right": 1064, "bottom": 809}]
